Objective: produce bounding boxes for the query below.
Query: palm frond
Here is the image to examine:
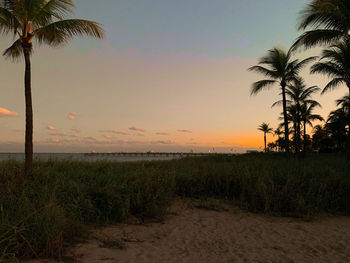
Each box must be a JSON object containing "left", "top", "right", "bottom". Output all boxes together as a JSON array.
[
  {"left": 0, "top": 6, "right": 21, "bottom": 35},
  {"left": 34, "top": 18, "right": 105, "bottom": 46},
  {"left": 32, "top": 0, "right": 74, "bottom": 27},
  {"left": 292, "top": 29, "right": 344, "bottom": 51},
  {"left": 322, "top": 78, "right": 345, "bottom": 94},
  {"left": 2, "top": 38, "right": 25, "bottom": 60},
  {"left": 248, "top": 65, "right": 278, "bottom": 78},
  {"left": 250, "top": 80, "right": 277, "bottom": 95},
  {"left": 310, "top": 62, "right": 344, "bottom": 78}
]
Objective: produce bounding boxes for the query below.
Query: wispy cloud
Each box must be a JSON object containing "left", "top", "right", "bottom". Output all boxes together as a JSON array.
[
  {"left": 129, "top": 126, "right": 146, "bottom": 132},
  {"left": 67, "top": 112, "right": 77, "bottom": 120},
  {"left": 178, "top": 129, "right": 192, "bottom": 133},
  {"left": 0, "top": 108, "right": 18, "bottom": 117},
  {"left": 156, "top": 132, "right": 169, "bottom": 136},
  {"left": 151, "top": 140, "right": 175, "bottom": 145},
  {"left": 103, "top": 135, "right": 112, "bottom": 139},
  {"left": 100, "top": 130, "right": 130, "bottom": 135},
  {"left": 47, "top": 125, "right": 56, "bottom": 131}
]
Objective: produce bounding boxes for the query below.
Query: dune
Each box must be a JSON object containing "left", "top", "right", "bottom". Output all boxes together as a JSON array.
[{"left": 33, "top": 198, "right": 350, "bottom": 263}]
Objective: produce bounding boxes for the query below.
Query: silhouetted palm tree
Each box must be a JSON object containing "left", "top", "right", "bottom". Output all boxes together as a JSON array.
[
  {"left": 258, "top": 123, "right": 273, "bottom": 153},
  {"left": 300, "top": 103, "right": 324, "bottom": 152},
  {"left": 273, "top": 77, "right": 321, "bottom": 153},
  {"left": 0, "top": 0, "right": 105, "bottom": 175},
  {"left": 274, "top": 127, "right": 283, "bottom": 151},
  {"left": 311, "top": 41, "right": 350, "bottom": 158},
  {"left": 293, "top": 0, "right": 350, "bottom": 50},
  {"left": 249, "top": 48, "right": 316, "bottom": 154}
]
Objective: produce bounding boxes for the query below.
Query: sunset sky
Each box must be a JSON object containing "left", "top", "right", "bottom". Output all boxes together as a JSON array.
[{"left": 0, "top": 0, "right": 347, "bottom": 153}]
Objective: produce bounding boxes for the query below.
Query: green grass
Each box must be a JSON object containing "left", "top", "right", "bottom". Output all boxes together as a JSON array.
[{"left": 0, "top": 154, "right": 349, "bottom": 261}]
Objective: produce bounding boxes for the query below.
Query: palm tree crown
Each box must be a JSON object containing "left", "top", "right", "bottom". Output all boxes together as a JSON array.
[
  {"left": 258, "top": 123, "right": 273, "bottom": 134},
  {"left": 1, "top": 0, "right": 104, "bottom": 60},
  {"left": 294, "top": 0, "right": 350, "bottom": 50}
]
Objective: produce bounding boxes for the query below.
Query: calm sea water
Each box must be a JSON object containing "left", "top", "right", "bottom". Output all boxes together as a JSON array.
[{"left": 0, "top": 153, "right": 182, "bottom": 162}]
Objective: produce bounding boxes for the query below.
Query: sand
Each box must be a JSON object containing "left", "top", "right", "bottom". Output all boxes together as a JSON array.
[{"left": 34, "top": 198, "right": 350, "bottom": 263}]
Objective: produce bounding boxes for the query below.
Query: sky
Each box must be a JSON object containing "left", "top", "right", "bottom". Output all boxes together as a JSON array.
[{"left": 0, "top": 0, "right": 347, "bottom": 153}]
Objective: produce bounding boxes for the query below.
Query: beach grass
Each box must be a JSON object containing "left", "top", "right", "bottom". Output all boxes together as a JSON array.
[{"left": 0, "top": 154, "right": 349, "bottom": 261}]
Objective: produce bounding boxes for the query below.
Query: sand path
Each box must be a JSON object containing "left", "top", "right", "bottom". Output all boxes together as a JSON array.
[{"left": 36, "top": 199, "right": 350, "bottom": 263}]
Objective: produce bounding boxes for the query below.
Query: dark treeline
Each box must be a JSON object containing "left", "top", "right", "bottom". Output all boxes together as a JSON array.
[{"left": 251, "top": 0, "right": 350, "bottom": 157}]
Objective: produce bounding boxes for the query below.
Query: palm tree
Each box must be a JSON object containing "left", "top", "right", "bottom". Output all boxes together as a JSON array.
[
  {"left": 300, "top": 103, "right": 324, "bottom": 152},
  {"left": 258, "top": 123, "right": 273, "bottom": 153},
  {"left": 310, "top": 41, "right": 350, "bottom": 158},
  {"left": 274, "top": 127, "right": 283, "bottom": 151},
  {"left": 273, "top": 77, "right": 321, "bottom": 153},
  {"left": 293, "top": 0, "right": 350, "bottom": 50},
  {"left": 0, "top": 0, "right": 105, "bottom": 175},
  {"left": 249, "top": 47, "right": 316, "bottom": 154}
]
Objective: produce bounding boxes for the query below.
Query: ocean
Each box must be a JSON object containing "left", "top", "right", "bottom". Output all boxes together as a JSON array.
[{"left": 0, "top": 153, "right": 182, "bottom": 162}]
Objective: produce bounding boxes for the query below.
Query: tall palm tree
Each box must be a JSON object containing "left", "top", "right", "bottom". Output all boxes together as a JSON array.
[
  {"left": 0, "top": 0, "right": 105, "bottom": 175},
  {"left": 249, "top": 47, "right": 316, "bottom": 154},
  {"left": 258, "top": 123, "right": 273, "bottom": 153},
  {"left": 300, "top": 103, "right": 324, "bottom": 152},
  {"left": 293, "top": 0, "right": 350, "bottom": 50},
  {"left": 310, "top": 41, "right": 350, "bottom": 158}
]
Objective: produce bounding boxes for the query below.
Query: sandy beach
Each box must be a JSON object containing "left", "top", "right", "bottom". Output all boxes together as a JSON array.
[{"left": 32, "top": 198, "right": 350, "bottom": 263}]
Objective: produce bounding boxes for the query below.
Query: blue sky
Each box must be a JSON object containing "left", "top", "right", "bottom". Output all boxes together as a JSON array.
[{"left": 73, "top": 0, "right": 306, "bottom": 57}]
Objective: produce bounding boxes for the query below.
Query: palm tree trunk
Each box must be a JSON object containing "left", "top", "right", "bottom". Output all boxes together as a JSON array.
[
  {"left": 23, "top": 47, "right": 33, "bottom": 175},
  {"left": 347, "top": 87, "right": 350, "bottom": 161},
  {"left": 297, "top": 114, "right": 301, "bottom": 154},
  {"left": 264, "top": 133, "right": 267, "bottom": 152},
  {"left": 281, "top": 83, "right": 290, "bottom": 154},
  {"left": 303, "top": 120, "right": 307, "bottom": 153}
]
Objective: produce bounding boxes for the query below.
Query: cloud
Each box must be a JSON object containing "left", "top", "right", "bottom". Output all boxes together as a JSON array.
[
  {"left": 0, "top": 108, "right": 18, "bottom": 117},
  {"left": 103, "top": 135, "right": 112, "bottom": 139},
  {"left": 151, "top": 140, "right": 175, "bottom": 145},
  {"left": 67, "top": 112, "right": 77, "bottom": 120},
  {"left": 101, "top": 130, "right": 130, "bottom": 135},
  {"left": 156, "top": 132, "right": 169, "bottom": 136},
  {"left": 47, "top": 125, "right": 56, "bottom": 131},
  {"left": 178, "top": 129, "right": 192, "bottom": 133},
  {"left": 129, "top": 126, "right": 146, "bottom": 132}
]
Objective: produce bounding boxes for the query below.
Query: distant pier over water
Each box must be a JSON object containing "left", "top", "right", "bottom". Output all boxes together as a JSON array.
[{"left": 84, "top": 152, "right": 237, "bottom": 157}]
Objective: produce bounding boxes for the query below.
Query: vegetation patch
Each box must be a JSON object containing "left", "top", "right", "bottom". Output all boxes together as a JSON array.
[{"left": 0, "top": 154, "right": 349, "bottom": 261}]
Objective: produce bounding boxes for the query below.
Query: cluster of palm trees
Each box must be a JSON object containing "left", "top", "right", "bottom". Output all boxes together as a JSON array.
[
  {"left": 0, "top": 0, "right": 105, "bottom": 175},
  {"left": 252, "top": 0, "right": 350, "bottom": 158}
]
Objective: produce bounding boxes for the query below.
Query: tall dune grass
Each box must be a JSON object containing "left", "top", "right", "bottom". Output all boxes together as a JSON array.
[{"left": 0, "top": 154, "right": 349, "bottom": 260}]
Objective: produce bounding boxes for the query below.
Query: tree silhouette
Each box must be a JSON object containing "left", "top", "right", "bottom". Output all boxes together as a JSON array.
[
  {"left": 258, "top": 123, "right": 273, "bottom": 152},
  {"left": 0, "top": 0, "right": 105, "bottom": 175},
  {"left": 249, "top": 48, "right": 316, "bottom": 154}
]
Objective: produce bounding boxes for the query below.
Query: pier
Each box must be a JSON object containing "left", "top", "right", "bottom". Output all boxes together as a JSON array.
[{"left": 84, "top": 152, "right": 235, "bottom": 157}]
